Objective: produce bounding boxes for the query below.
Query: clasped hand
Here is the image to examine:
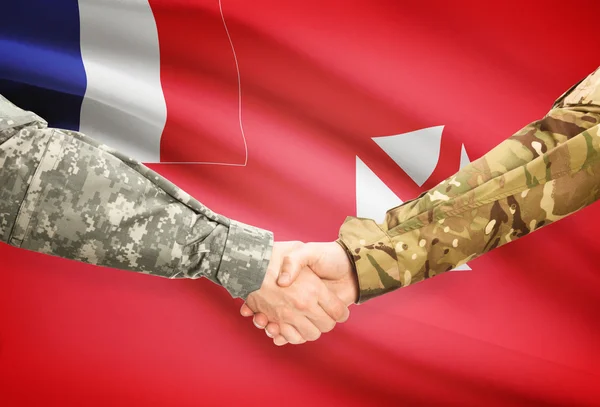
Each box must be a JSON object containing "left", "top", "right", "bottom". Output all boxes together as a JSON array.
[{"left": 240, "top": 241, "right": 359, "bottom": 346}]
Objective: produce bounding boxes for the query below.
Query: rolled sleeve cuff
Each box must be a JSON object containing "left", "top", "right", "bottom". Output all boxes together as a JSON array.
[
  {"left": 338, "top": 216, "right": 402, "bottom": 304},
  {"left": 217, "top": 220, "right": 274, "bottom": 299}
]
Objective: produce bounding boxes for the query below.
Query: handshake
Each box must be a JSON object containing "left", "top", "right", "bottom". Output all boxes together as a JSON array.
[{"left": 240, "top": 241, "right": 359, "bottom": 346}]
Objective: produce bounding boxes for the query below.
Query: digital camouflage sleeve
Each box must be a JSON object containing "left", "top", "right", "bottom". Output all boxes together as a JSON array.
[
  {"left": 338, "top": 67, "right": 600, "bottom": 303},
  {"left": 0, "top": 95, "right": 273, "bottom": 299}
]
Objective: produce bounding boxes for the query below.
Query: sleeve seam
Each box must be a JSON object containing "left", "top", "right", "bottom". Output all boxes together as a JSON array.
[{"left": 8, "top": 130, "right": 60, "bottom": 246}]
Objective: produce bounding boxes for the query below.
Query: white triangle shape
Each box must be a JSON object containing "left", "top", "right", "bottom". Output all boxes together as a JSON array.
[
  {"left": 356, "top": 157, "right": 403, "bottom": 224},
  {"left": 460, "top": 143, "right": 471, "bottom": 169},
  {"left": 372, "top": 126, "right": 444, "bottom": 187},
  {"left": 452, "top": 263, "right": 472, "bottom": 271}
]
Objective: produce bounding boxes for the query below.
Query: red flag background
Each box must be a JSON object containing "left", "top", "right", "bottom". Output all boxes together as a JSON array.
[{"left": 1, "top": 1, "right": 599, "bottom": 405}]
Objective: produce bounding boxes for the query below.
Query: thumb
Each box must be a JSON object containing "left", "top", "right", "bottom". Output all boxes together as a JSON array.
[{"left": 277, "top": 244, "right": 316, "bottom": 287}]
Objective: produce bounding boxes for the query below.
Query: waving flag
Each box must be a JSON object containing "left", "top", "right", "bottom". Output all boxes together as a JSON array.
[{"left": 1, "top": 1, "right": 599, "bottom": 405}]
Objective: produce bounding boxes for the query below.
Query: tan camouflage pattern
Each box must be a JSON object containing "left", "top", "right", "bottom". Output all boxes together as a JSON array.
[
  {"left": 339, "top": 67, "right": 600, "bottom": 303},
  {"left": 0, "top": 94, "right": 273, "bottom": 299}
]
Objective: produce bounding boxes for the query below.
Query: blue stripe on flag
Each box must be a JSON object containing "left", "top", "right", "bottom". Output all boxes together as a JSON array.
[{"left": 0, "top": 0, "right": 87, "bottom": 130}]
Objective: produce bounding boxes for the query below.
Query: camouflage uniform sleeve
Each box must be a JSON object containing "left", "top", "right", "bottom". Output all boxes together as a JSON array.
[
  {"left": 0, "top": 94, "right": 272, "bottom": 299},
  {"left": 338, "top": 67, "right": 600, "bottom": 303}
]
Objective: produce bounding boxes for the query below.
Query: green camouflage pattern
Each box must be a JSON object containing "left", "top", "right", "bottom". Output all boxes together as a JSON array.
[
  {"left": 339, "top": 67, "right": 600, "bottom": 303},
  {"left": 0, "top": 94, "right": 272, "bottom": 299}
]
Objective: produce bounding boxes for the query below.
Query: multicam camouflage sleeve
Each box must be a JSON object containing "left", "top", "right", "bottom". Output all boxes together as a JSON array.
[
  {"left": 338, "top": 67, "right": 600, "bottom": 303},
  {"left": 0, "top": 94, "right": 272, "bottom": 299}
]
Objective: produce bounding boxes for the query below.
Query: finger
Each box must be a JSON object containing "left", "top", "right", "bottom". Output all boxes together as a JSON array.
[
  {"left": 253, "top": 313, "right": 269, "bottom": 329},
  {"left": 318, "top": 284, "right": 350, "bottom": 323},
  {"left": 278, "top": 245, "right": 316, "bottom": 287},
  {"left": 279, "top": 323, "right": 307, "bottom": 345},
  {"left": 240, "top": 303, "right": 255, "bottom": 317},
  {"left": 273, "top": 335, "right": 288, "bottom": 346},
  {"left": 265, "top": 322, "right": 280, "bottom": 338},
  {"left": 290, "top": 316, "right": 322, "bottom": 342},
  {"left": 306, "top": 307, "right": 336, "bottom": 334},
  {"left": 253, "top": 313, "right": 268, "bottom": 329}
]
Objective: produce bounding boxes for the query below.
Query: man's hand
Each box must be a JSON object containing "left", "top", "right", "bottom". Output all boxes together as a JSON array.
[
  {"left": 242, "top": 242, "right": 350, "bottom": 344},
  {"left": 241, "top": 242, "right": 359, "bottom": 345}
]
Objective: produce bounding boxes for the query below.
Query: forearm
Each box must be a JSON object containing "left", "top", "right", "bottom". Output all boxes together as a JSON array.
[
  {"left": 338, "top": 69, "right": 600, "bottom": 303},
  {"left": 0, "top": 95, "right": 272, "bottom": 299}
]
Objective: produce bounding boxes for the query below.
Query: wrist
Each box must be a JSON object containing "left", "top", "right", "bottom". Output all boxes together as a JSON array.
[{"left": 333, "top": 241, "right": 359, "bottom": 304}]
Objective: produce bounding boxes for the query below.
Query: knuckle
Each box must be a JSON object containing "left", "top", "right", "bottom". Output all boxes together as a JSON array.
[
  {"left": 282, "top": 253, "right": 294, "bottom": 264},
  {"left": 332, "top": 304, "right": 346, "bottom": 321},
  {"left": 293, "top": 297, "right": 309, "bottom": 312}
]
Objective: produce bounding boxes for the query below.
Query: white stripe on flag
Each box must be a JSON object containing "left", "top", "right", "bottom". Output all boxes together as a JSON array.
[
  {"left": 373, "top": 126, "right": 444, "bottom": 187},
  {"left": 356, "top": 156, "right": 403, "bottom": 224},
  {"left": 78, "top": 0, "right": 166, "bottom": 163}
]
